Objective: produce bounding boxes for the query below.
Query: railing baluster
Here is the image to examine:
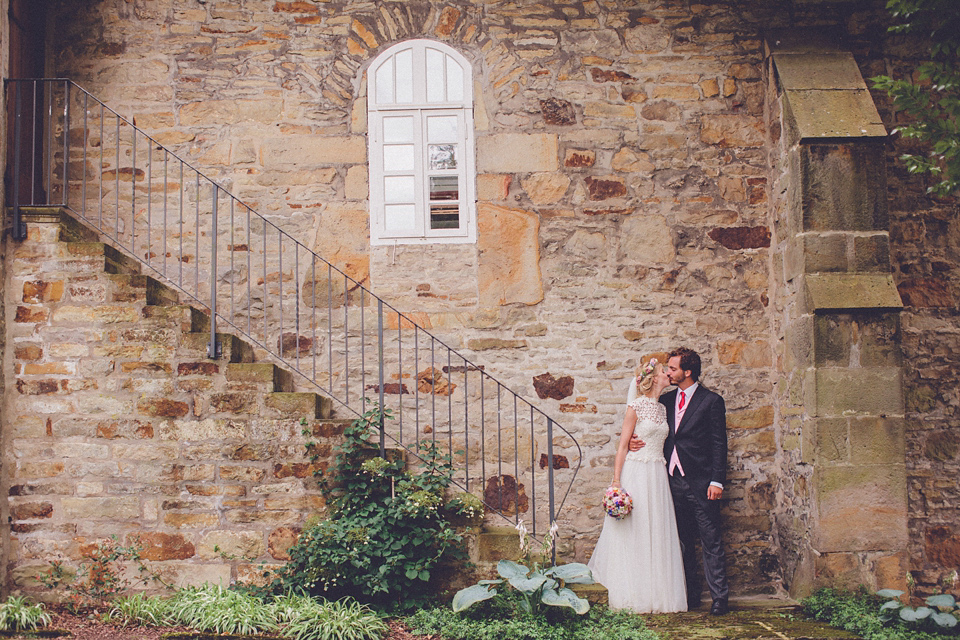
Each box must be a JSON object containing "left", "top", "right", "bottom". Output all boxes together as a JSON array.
[
  {"left": 377, "top": 299, "right": 385, "bottom": 458},
  {"left": 328, "top": 264, "right": 333, "bottom": 393},
  {"left": 63, "top": 81, "right": 70, "bottom": 208},
  {"left": 11, "top": 81, "right": 25, "bottom": 239},
  {"left": 398, "top": 311, "right": 403, "bottom": 444},
  {"left": 208, "top": 184, "right": 219, "bottom": 359}
]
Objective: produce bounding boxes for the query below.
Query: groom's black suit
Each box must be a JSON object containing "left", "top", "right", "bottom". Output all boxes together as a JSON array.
[{"left": 660, "top": 384, "right": 729, "bottom": 608}]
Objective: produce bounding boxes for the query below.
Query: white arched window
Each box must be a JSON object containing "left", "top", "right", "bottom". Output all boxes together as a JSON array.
[{"left": 368, "top": 40, "right": 476, "bottom": 245}]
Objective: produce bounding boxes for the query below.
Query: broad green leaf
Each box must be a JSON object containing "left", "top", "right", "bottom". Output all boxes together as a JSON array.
[
  {"left": 926, "top": 594, "right": 957, "bottom": 608},
  {"left": 900, "top": 606, "right": 933, "bottom": 622},
  {"left": 541, "top": 587, "right": 590, "bottom": 615},
  {"left": 880, "top": 600, "right": 903, "bottom": 611},
  {"left": 507, "top": 574, "right": 548, "bottom": 594},
  {"left": 545, "top": 563, "right": 595, "bottom": 585},
  {"left": 451, "top": 584, "right": 496, "bottom": 613},
  {"left": 932, "top": 611, "right": 959, "bottom": 628},
  {"left": 497, "top": 559, "right": 530, "bottom": 580},
  {"left": 876, "top": 589, "right": 905, "bottom": 598}
]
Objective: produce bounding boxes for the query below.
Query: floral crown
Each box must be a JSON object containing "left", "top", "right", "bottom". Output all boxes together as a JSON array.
[{"left": 638, "top": 358, "right": 659, "bottom": 379}]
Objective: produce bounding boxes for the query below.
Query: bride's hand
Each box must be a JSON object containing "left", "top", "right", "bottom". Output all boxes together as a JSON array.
[{"left": 628, "top": 435, "right": 646, "bottom": 451}]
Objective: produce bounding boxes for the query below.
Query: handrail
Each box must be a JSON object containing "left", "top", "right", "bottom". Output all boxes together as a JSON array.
[{"left": 3, "top": 78, "right": 582, "bottom": 538}]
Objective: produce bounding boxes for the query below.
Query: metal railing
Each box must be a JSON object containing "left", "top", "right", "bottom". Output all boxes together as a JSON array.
[{"left": 4, "top": 78, "right": 582, "bottom": 539}]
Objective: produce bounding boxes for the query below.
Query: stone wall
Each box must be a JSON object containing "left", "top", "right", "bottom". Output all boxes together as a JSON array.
[
  {"left": 3, "top": 212, "right": 342, "bottom": 595},
  {"left": 2, "top": 0, "right": 955, "bottom": 598}
]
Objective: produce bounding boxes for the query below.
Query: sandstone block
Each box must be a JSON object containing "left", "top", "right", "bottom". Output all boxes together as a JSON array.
[
  {"left": 727, "top": 406, "right": 774, "bottom": 429},
  {"left": 701, "top": 115, "right": 765, "bottom": 148},
  {"left": 564, "top": 149, "right": 595, "bottom": 168},
  {"left": 268, "top": 526, "right": 302, "bottom": 561},
  {"left": 520, "top": 173, "right": 570, "bottom": 205},
  {"left": 477, "top": 174, "right": 512, "bottom": 200},
  {"left": 477, "top": 204, "right": 543, "bottom": 307},
  {"left": 816, "top": 465, "right": 908, "bottom": 553},
  {"left": 619, "top": 214, "right": 675, "bottom": 264},
  {"left": 61, "top": 497, "right": 139, "bottom": 519},
  {"left": 611, "top": 148, "right": 654, "bottom": 173},
  {"left": 261, "top": 135, "right": 366, "bottom": 166},
  {"left": 23, "top": 280, "right": 64, "bottom": 303},
  {"left": 132, "top": 532, "right": 196, "bottom": 561},
  {"left": 138, "top": 397, "right": 190, "bottom": 418},
  {"left": 197, "top": 531, "right": 264, "bottom": 560},
  {"left": 179, "top": 99, "right": 283, "bottom": 126},
  {"left": 477, "top": 134, "right": 558, "bottom": 173}
]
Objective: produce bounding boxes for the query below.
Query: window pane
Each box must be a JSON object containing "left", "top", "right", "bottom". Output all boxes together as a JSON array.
[
  {"left": 430, "top": 203, "right": 460, "bottom": 229},
  {"left": 395, "top": 49, "right": 413, "bottom": 103},
  {"left": 383, "top": 145, "right": 415, "bottom": 171},
  {"left": 384, "top": 176, "right": 415, "bottom": 203},
  {"left": 386, "top": 204, "right": 417, "bottom": 231},
  {"left": 428, "top": 144, "right": 457, "bottom": 170},
  {"left": 426, "top": 48, "right": 445, "bottom": 102},
  {"left": 427, "top": 115, "right": 458, "bottom": 143},
  {"left": 382, "top": 116, "right": 413, "bottom": 143},
  {"left": 447, "top": 55, "right": 464, "bottom": 101},
  {"left": 430, "top": 176, "right": 459, "bottom": 201},
  {"left": 375, "top": 58, "right": 394, "bottom": 104}
]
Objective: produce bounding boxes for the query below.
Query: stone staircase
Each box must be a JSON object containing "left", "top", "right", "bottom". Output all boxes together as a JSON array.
[
  {"left": 7, "top": 208, "right": 348, "bottom": 595},
  {"left": 6, "top": 207, "right": 606, "bottom": 603}
]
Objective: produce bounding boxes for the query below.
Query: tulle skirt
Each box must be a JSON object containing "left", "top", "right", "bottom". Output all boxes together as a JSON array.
[{"left": 587, "top": 459, "right": 687, "bottom": 613}]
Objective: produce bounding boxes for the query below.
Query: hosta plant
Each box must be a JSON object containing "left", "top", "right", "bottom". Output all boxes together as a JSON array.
[{"left": 878, "top": 589, "right": 959, "bottom": 631}]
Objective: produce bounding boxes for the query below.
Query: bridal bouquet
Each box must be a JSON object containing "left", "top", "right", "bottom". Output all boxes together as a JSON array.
[{"left": 602, "top": 485, "right": 632, "bottom": 519}]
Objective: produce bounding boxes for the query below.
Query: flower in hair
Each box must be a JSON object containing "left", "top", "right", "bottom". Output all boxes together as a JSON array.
[{"left": 640, "top": 357, "right": 658, "bottom": 379}]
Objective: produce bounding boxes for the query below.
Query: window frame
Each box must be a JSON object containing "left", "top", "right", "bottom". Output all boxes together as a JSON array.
[{"left": 367, "top": 40, "right": 477, "bottom": 246}]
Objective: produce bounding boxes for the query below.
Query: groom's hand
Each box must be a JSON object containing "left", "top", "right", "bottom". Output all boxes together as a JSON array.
[
  {"left": 628, "top": 435, "right": 646, "bottom": 451},
  {"left": 707, "top": 485, "right": 723, "bottom": 500}
]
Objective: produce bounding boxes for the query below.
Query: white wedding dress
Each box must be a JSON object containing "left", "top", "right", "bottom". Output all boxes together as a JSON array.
[{"left": 587, "top": 396, "right": 687, "bottom": 613}]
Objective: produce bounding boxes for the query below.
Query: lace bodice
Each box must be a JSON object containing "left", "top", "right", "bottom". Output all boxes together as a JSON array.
[{"left": 625, "top": 396, "right": 668, "bottom": 464}]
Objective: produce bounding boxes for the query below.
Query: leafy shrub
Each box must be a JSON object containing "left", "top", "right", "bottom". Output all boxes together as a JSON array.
[
  {"left": 265, "top": 403, "right": 466, "bottom": 610},
  {"left": 803, "top": 587, "right": 958, "bottom": 640},
  {"left": 0, "top": 596, "right": 52, "bottom": 632},
  {"left": 40, "top": 535, "right": 170, "bottom": 612},
  {"left": 408, "top": 601, "right": 660, "bottom": 640}
]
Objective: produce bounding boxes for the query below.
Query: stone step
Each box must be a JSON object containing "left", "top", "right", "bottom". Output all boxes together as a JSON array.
[
  {"left": 265, "top": 392, "right": 333, "bottom": 419},
  {"left": 226, "top": 362, "right": 295, "bottom": 393},
  {"left": 61, "top": 241, "right": 142, "bottom": 276},
  {"left": 179, "top": 331, "right": 255, "bottom": 363},
  {"left": 141, "top": 304, "right": 193, "bottom": 332}
]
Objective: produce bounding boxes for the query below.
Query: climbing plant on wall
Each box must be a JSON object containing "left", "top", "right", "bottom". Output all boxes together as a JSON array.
[{"left": 872, "top": 0, "right": 960, "bottom": 197}]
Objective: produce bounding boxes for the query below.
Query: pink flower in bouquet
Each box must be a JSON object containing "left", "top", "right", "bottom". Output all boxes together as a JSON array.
[{"left": 602, "top": 485, "right": 633, "bottom": 519}]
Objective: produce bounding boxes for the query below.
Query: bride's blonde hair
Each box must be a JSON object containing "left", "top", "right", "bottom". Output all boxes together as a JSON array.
[{"left": 634, "top": 358, "right": 661, "bottom": 395}]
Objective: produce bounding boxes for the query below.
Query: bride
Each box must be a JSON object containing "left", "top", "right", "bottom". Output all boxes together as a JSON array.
[{"left": 587, "top": 358, "right": 687, "bottom": 613}]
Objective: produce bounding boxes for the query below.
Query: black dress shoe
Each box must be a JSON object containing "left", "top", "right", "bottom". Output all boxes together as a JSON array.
[{"left": 710, "top": 599, "right": 729, "bottom": 616}]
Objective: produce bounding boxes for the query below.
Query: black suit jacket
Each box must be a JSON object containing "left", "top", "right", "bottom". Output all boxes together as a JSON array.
[{"left": 660, "top": 385, "right": 727, "bottom": 490}]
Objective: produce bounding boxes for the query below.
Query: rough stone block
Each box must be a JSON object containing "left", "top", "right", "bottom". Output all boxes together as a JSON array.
[
  {"left": 61, "top": 497, "right": 140, "bottom": 519},
  {"left": 261, "top": 135, "right": 366, "bottom": 165},
  {"left": 815, "top": 465, "right": 908, "bottom": 552},
  {"left": 476, "top": 134, "right": 558, "bottom": 173},
  {"left": 849, "top": 416, "right": 905, "bottom": 465},
  {"left": 800, "top": 144, "right": 887, "bottom": 232},
  {"left": 264, "top": 392, "right": 331, "bottom": 419},
  {"left": 477, "top": 204, "right": 543, "bottom": 307},
  {"left": 813, "top": 368, "right": 903, "bottom": 416},
  {"left": 197, "top": 530, "right": 265, "bottom": 560}
]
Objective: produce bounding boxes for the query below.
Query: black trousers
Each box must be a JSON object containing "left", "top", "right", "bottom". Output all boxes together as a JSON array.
[{"left": 669, "top": 472, "right": 729, "bottom": 603}]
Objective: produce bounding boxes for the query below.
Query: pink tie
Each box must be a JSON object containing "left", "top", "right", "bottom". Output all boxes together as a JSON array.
[{"left": 678, "top": 390, "right": 686, "bottom": 410}]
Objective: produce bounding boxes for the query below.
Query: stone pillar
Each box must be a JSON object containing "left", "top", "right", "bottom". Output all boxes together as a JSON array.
[{"left": 770, "top": 40, "right": 909, "bottom": 595}]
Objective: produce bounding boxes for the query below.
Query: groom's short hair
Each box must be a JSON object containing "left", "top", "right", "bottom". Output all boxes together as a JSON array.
[{"left": 670, "top": 347, "right": 701, "bottom": 381}]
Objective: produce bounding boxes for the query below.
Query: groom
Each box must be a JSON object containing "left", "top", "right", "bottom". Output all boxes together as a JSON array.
[{"left": 631, "top": 347, "right": 730, "bottom": 615}]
